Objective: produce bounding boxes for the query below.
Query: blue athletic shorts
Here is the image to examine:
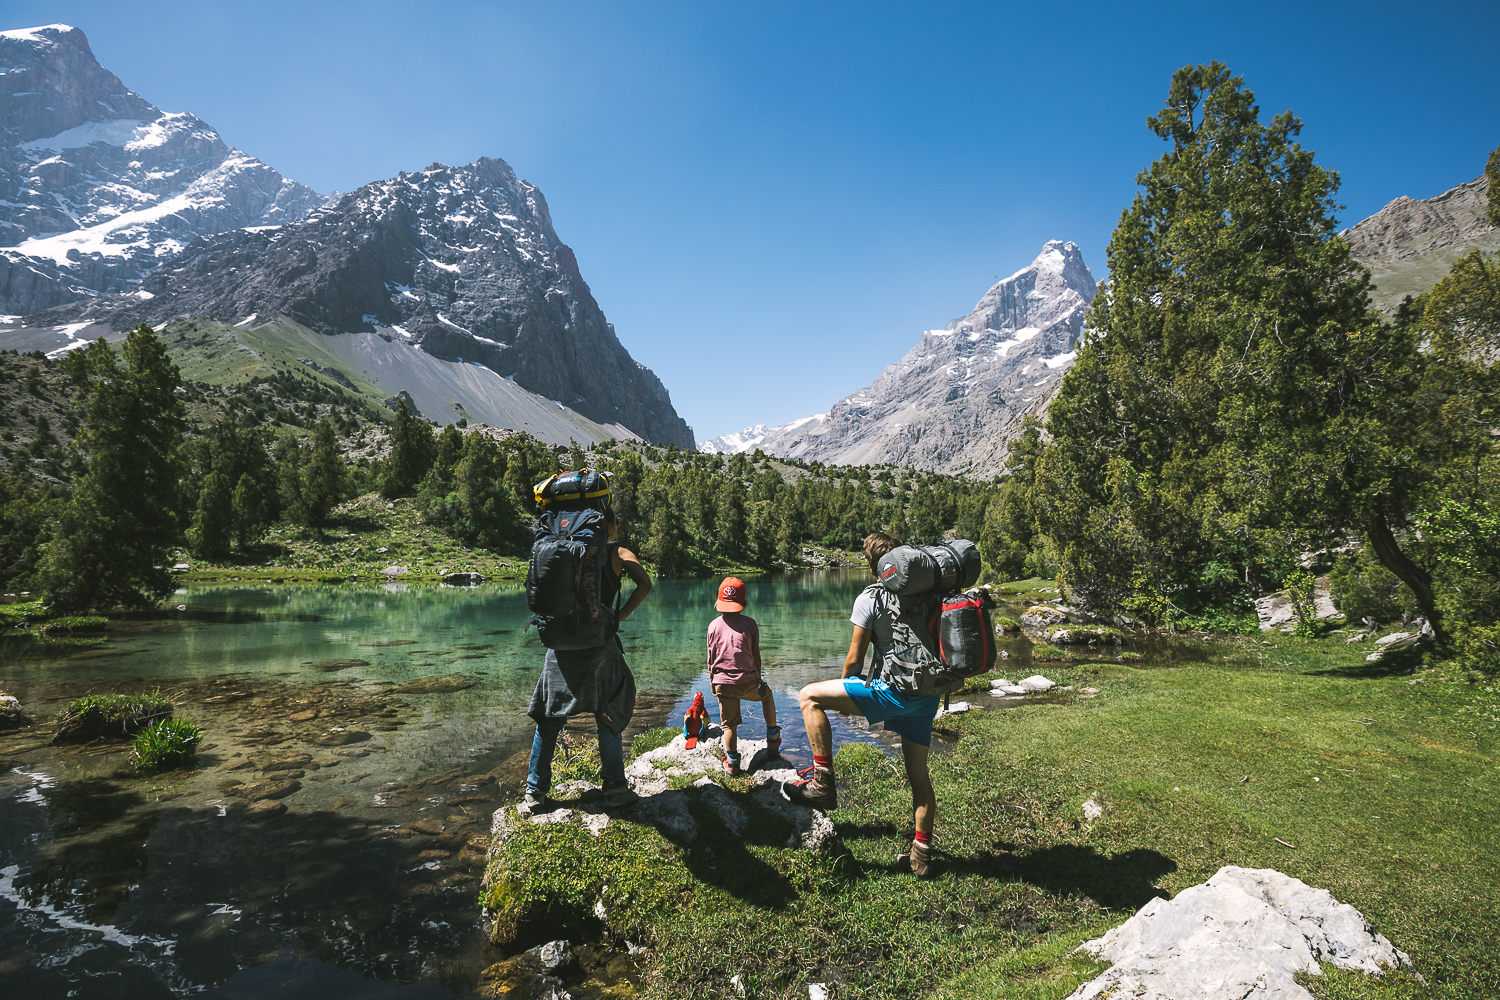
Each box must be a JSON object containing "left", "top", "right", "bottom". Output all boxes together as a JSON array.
[{"left": 842, "top": 676, "right": 941, "bottom": 746}]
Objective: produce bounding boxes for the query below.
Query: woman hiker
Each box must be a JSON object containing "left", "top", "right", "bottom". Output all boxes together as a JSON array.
[
  {"left": 523, "top": 506, "right": 652, "bottom": 810},
  {"left": 783, "top": 531, "right": 940, "bottom": 878}
]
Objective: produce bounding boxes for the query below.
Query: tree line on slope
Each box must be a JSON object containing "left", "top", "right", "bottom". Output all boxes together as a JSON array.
[{"left": 0, "top": 331, "right": 1015, "bottom": 609}]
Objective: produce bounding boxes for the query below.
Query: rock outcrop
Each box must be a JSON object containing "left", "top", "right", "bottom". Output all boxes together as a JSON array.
[
  {"left": 0, "top": 24, "right": 325, "bottom": 313},
  {"left": 1068, "top": 866, "right": 1413, "bottom": 1000},
  {"left": 1344, "top": 174, "right": 1497, "bottom": 313},
  {"left": 718, "top": 241, "right": 1096, "bottom": 474}
]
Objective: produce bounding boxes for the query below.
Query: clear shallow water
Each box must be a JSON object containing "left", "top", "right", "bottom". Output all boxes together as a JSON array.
[{"left": 0, "top": 571, "right": 896, "bottom": 998}]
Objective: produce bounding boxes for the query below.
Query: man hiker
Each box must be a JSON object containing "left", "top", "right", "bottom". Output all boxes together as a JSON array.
[
  {"left": 784, "top": 532, "right": 940, "bottom": 878},
  {"left": 524, "top": 505, "right": 652, "bottom": 810}
]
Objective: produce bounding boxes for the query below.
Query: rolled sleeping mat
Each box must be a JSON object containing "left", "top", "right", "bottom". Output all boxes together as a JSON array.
[
  {"left": 946, "top": 539, "right": 982, "bottom": 589},
  {"left": 876, "top": 545, "right": 937, "bottom": 595},
  {"left": 878, "top": 540, "right": 983, "bottom": 595},
  {"left": 927, "top": 542, "right": 964, "bottom": 592}
]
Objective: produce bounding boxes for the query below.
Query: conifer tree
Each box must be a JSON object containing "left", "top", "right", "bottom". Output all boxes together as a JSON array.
[
  {"left": 41, "top": 325, "right": 185, "bottom": 610},
  {"left": 191, "top": 471, "right": 234, "bottom": 558},
  {"left": 380, "top": 401, "right": 435, "bottom": 499},
  {"left": 303, "top": 419, "right": 351, "bottom": 525},
  {"left": 1037, "top": 63, "right": 1421, "bottom": 620}
]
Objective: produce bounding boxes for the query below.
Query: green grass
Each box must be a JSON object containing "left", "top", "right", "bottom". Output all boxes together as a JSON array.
[
  {"left": 1031, "top": 643, "right": 1073, "bottom": 662},
  {"left": 128, "top": 716, "right": 203, "bottom": 771},
  {"left": 53, "top": 690, "right": 174, "bottom": 743},
  {"left": 485, "top": 632, "right": 1498, "bottom": 999},
  {"left": 37, "top": 615, "right": 108, "bottom": 632},
  {"left": 631, "top": 727, "right": 678, "bottom": 756},
  {"left": 183, "top": 492, "right": 526, "bottom": 583}
]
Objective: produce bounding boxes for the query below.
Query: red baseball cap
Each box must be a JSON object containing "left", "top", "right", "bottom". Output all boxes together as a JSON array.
[{"left": 715, "top": 577, "right": 747, "bottom": 613}]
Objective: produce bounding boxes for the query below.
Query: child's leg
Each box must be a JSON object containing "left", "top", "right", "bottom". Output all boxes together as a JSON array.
[
  {"left": 759, "top": 684, "right": 778, "bottom": 730},
  {"left": 715, "top": 687, "right": 743, "bottom": 758}
]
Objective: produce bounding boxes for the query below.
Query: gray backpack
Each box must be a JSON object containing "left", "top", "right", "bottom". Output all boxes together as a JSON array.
[
  {"left": 865, "top": 586, "right": 965, "bottom": 698},
  {"left": 867, "top": 539, "right": 987, "bottom": 697}
]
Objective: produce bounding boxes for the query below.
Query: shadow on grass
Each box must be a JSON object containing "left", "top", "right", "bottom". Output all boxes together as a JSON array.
[
  {"left": 1307, "top": 643, "right": 1425, "bottom": 679},
  {"left": 675, "top": 788, "right": 801, "bottom": 910},
  {"left": 932, "top": 843, "right": 1176, "bottom": 911}
]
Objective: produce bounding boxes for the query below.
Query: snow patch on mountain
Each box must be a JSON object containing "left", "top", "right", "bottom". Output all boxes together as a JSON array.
[
  {"left": 752, "top": 240, "right": 1096, "bottom": 474},
  {"left": 699, "top": 414, "right": 827, "bottom": 455},
  {"left": 0, "top": 23, "right": 326, "bottom": 313}
]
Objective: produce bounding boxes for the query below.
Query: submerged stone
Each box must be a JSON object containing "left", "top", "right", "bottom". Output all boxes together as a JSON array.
[{"left": 390, "top": 674, "right": 480, "bottom": 694}]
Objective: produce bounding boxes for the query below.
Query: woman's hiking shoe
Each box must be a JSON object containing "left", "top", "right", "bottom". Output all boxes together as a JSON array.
[
  {"left": 724, "top": 752, "right": 742, "bottom": 777},
  {"left": 782, "top": 764, "right": 836, "bottom": 809},
  {"left": 765, "top": 725, "right": 782, "bottom": 757},
  {"left": 896, "top": 838, "right": 934, "bottom": 879}
]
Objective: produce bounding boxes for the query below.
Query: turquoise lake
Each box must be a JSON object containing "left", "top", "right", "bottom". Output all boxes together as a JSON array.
[{"left": 0, "top": 571, "right": 962, "bottom": 998}]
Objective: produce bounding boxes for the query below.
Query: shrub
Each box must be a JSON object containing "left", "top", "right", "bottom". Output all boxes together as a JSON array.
[
  {"left": 129, "top": 717, "right": 202, "bottom": 771},
  {"left": 38, "top": 615, "right": 108, "bottom": 633},
  {"left": 1171, "top": 608, "right": 1260, "bottom": 635},
  {"left": 0, "top": 600, "right": 48, "bottom": 628},
  {"left": 53, "top": 690, "right": 172, "bottom": 743},
  {"left": 630, "top": 726, "right": 677, "bottom": 757},
  {"left": 1329, "top": 548, "right": 1412, "bottom": 624}
]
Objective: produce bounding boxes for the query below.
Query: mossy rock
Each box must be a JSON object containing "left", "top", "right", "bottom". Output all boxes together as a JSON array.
[
  {"left": 53, "top": 690, "right": 173, "bottom": 743},
  {"left": 1118, "top": 651, "right": 1144, "bottom": 663},
  {"left": 1045, "top": 624, "right": 1123, "bottom": 646},
  {"left": 994, "top": 616, "right": 1021, "bottom": 633},
  {"left": 482, "top": 810, "right": 686, "bottom": 950},
  {"left": 1031, "top": 644, "right": 1073, "bottom": 662},
  {"left": 0, "top": 691, "right": 25, "bottom": 729}
]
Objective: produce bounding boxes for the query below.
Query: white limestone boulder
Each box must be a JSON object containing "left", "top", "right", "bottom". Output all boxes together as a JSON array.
[{"left": 1068, "top": 866, "right": 1413, "bottom": 1000}]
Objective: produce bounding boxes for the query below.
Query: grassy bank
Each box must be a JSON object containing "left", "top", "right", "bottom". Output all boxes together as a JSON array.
[
  {"left": 485, "top": 628, "right": 1498, "bottom": 999},
  {"left": 181, "top": 492, "right": 527, "bottom": 583}
]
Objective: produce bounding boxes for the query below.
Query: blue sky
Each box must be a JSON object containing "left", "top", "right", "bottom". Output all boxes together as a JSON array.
[{"left": 10, "top": 1, "right": 1499, "bottom": 441}]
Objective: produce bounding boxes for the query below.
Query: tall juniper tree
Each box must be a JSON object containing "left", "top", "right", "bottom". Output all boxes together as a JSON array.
[{"left": 1036, "top": 63, "right": 1430, "bottom": 629}]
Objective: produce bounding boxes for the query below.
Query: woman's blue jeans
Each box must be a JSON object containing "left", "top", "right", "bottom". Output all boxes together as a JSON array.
[{"left": 526, "top": 716, "right": 626, "bottom": 795}]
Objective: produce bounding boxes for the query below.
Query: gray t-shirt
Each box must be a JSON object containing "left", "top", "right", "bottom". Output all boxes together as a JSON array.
[{"left": 850, "top": 585, "right": 894, "bottom": 668}]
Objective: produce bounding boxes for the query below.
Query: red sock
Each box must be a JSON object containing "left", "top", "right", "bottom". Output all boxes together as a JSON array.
[
  {"left": 913, "top": 830, "right": 931, "bottom": 844},
  {"left": 814, "top": 755, "right": 832, "bottom": 769}
]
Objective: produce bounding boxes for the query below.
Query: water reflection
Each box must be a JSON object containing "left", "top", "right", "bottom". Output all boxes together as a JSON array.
[{"left": 0, "top": 572, "right": 878, "bottom": 997}]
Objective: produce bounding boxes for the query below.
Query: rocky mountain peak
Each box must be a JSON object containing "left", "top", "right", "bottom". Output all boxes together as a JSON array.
[
  {"left": 97, "top": 153, "right": 694, "bottom": 448},
  {"left": 0, "top": 22, "right": 325, "bottom": 314},
  {"left": 718, "top": 241, "right": 1096, "bottom": 472}
]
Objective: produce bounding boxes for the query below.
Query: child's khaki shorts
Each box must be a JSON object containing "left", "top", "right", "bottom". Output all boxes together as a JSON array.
[{"left": 712, "top": 679, "right": 772, "bottom": 728}]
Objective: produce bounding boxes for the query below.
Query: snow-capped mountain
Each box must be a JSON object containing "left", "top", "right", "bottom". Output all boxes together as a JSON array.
[
  {"left": 87, "top": 156, "right": 694, "bottom": 448},
  {"left": 0, "top": 24, "right": 325, "bottom": 313},
  {"left": 754, "top": 240, "right": 1097, "bottom": 474},
  {"left": 699, "top": 416, "right": 823, "bottom": 455}
]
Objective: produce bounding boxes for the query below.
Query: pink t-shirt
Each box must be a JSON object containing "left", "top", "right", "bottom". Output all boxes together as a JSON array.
[{"left": 706, "top": 613, "right": 761, "bottom": 686}]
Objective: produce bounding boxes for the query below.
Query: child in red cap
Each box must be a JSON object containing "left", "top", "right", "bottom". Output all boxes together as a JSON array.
[{"left": 706, "top": 577, "right": 780, "bottom": 775}]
